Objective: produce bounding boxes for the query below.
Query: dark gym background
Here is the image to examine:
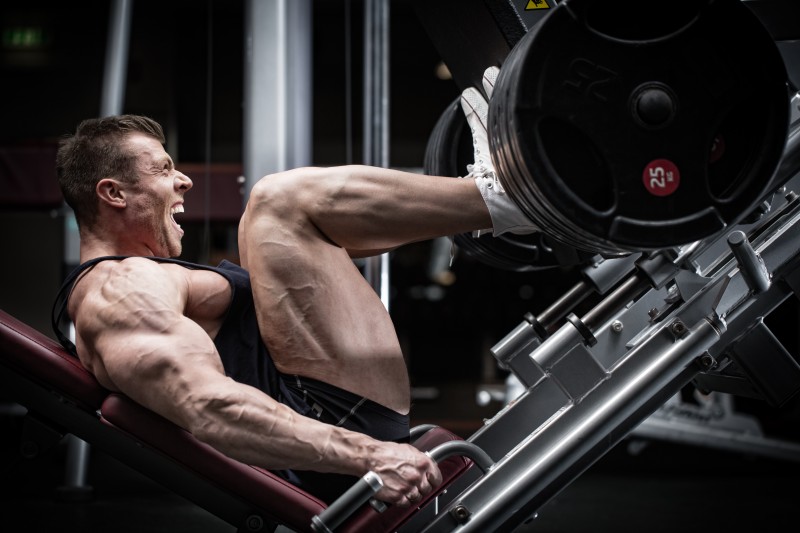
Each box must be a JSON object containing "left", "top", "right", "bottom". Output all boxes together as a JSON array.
[
  {"left": 0, "top": 0, "right": 571, "bottom": 425},
  {"left": 2, "top": 1, "right": 799, "bottom": 532}
]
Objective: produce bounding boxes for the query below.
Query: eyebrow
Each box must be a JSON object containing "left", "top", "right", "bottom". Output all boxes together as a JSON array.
[{"left": 149, "top": 156, "right": 174, "bottom": 171}]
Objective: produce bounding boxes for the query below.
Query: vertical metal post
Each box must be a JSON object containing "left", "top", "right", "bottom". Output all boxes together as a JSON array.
[
  {"left": 64, "top": 0, "right": 133, "bottom": 267},
  {"left": 100, "top": 0, "right": 133, "bottom": 117},
  {"left": 243, "top": 0, "right": 312, "bottom": 200},
  {"left": 362, "top": 0, "right": 391, "bottom": 309},
  {"left": 59, "top": 0, "right": 133, "bottom": 501}
]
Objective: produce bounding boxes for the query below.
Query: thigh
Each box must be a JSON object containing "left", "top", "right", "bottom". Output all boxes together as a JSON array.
[{"left": 237, "top": 171, "right": 412, "bottom": 413}]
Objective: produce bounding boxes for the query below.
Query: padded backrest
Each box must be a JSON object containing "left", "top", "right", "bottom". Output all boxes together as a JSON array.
[
  {"left": 0, "top": 308, "right": 474, "bottom": 531},
  {"left": 0, "top": 308, "right": 107, "bottom": 409},
  {"left": 101, "top": 392, "right": 474, "bottom": 532},
  {"left": 100, "top": 392, "right": 328, "bottom": 529}
]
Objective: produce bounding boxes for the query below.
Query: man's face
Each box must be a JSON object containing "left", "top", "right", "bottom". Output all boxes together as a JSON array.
[{"left": 123, "top": 133, "right": 192, "bottom": 257}]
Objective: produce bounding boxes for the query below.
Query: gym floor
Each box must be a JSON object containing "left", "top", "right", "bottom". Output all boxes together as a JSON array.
[{"left": 3, "top": 381, "right": 800, "bottom": 533}]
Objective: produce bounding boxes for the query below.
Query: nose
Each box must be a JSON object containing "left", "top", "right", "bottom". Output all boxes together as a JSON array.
[{"left": 175, "top": 171, "right": 193, "bottom": 191}]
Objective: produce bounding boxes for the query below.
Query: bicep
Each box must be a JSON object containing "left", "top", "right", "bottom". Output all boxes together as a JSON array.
[
  {"left": 96, "top": 313, "right": 229, "bottom": 429},
  {"left": 84, "top": 261, "right": 227, "bottom": 429}
]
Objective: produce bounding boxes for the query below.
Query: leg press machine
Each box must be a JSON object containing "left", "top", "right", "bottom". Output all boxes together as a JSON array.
[{"left": 4, "top": 1, "right": 800, "bottom": 531}]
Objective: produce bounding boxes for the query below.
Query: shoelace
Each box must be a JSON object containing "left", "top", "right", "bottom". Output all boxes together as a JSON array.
[{"left": 466, "top": 163, "right": 503, "bottom": 193}]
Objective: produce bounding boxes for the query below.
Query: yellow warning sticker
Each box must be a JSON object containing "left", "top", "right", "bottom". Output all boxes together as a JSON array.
[{"left": 525, "top": 0, "right": 551, "bottom": 9}]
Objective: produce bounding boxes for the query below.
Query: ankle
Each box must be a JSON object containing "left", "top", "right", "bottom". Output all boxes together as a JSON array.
[{"left": 471, "top": 174, "right": 538, "bottom": 237}]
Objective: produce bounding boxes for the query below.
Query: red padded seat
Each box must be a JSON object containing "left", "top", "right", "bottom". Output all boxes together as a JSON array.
[
  {"left": 1, "top": 308, "right": 475, "bottom": 531},
  {"left": 100, "top": 392, "right": 326, "bottom": 529},
  {"left": 0, "top": 308, "right": 107, "bottom": 409},
  {"left": 101, "top": 392, "right": 473, "bottom": 532}
]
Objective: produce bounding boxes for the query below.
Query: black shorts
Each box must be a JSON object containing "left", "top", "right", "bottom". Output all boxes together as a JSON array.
[{"left": 276, "top": 373, "right": 410, "bottom": 503}]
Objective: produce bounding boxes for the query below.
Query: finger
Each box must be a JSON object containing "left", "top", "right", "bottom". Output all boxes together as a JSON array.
[
  {"left": 427, "top": 462, "right": 444, "bottom": 489},
  {"left": 376, "top": 486, "right": 410, "bottom": 507},
  {"left": 417, "top": 476, "right": 432, "bottom": 496},
  {"left": 482, "top": 66, "right": 499, "bottom": 100},
  {"left": 405, "top": 489, "right": 421, "bottom": 503},
  {"left": 394, "top": 497, "right": 412, "bottom": 508},
  {"left": 417, "top": 466, "right": 436, "bottom": 496}
]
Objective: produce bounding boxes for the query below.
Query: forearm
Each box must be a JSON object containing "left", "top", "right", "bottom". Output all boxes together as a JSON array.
[
  {"left": 186, "top": 379, "right": 443, "bottom": 507},
  {"left": 91, "top": 305, "right": 372, "bottom": 476},
  {"left": 184, "top": 379, "right": 374, "bottom": 476},
  {"left": 113, "top": 338, "right": 375, "bottom": 476}
]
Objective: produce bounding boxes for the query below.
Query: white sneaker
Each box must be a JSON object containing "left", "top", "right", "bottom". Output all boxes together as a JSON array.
[
  {"left": 482, "top": 64, "right": 498, "bottom": 99},
  {"left": 460, "top": 67, "right": 538, "bottom": 237}
]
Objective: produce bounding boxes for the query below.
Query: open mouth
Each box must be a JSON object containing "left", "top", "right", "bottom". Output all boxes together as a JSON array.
[{"left": 170, "top": 204, "right": 185, "bottom": 234}]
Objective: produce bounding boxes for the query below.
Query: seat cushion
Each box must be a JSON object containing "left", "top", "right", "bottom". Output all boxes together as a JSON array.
[
  {"left": 1, "top": 308, "right": 475, "bottom": 531},
  {"left": 0, "top": 308, "right": 107, "bottom": 409},
  {"left": 100, "top": 393, "right": 326, "bottom": 529},
  {"left": 101, "top": 392, "right": 475, "bottom": 532}
]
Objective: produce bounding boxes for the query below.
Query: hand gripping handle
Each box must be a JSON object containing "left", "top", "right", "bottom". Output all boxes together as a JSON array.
[{"left": 310, "top": 439, "right": 495, "bottom": 531}]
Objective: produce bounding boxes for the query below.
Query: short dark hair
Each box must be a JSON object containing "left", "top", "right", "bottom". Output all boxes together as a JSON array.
[{"left": 56, "top": 114, "right": 166, "bottom": 229}]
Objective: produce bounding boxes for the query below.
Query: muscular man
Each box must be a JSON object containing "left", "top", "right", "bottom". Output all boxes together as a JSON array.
[{"left": 52, "top": 68, "right": 535, "bottom": 505}]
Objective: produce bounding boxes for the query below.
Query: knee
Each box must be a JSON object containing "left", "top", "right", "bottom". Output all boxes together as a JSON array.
[
  {"left": 245, "top": 166, "right": 354, "bottom": 221},
  {"left": 246, "top": 167, "right": 319, "bottom": 220}
]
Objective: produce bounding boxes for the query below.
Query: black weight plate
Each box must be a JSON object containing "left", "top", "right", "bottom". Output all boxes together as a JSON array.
[
  {"left": 423, "top": 96, "right": 592, "bottom": 271},
  {"left": 490, "top": 0, "right": 790, "bottom": 253}
]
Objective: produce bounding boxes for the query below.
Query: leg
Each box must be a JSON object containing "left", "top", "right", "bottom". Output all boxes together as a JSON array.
[{"left": 238, "top": 165, "right": 491, "bottom": 413}]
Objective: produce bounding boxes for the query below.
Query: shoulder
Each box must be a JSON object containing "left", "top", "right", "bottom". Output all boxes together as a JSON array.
[
  {"left": 71, "top": 257, "right": 189, "bottom": 317},
  {"left": 77, "top": 256, "right": 175, "bottom": 279},
  {"left": 87, "top": 257, "right": 186, "bottom": 293},
  {"left": 115, "top": 256, "right": 184, "bottom": 277}
]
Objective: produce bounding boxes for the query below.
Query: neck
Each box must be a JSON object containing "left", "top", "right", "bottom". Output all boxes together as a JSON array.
[{"left": 78, "top": 226, "right": 160, "bottom": 264}]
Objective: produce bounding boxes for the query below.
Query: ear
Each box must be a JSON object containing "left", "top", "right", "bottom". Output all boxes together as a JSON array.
[{"left": 96, "top": 178, "right": 127, "bottom": 209}]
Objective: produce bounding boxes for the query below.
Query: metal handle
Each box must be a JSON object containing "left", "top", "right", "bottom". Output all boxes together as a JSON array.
[
  {"left": 309, "top": 440, "right": 494, "bottom": 531},
  {"left": 310, "top": 471, "right": 383, "bottom": 533},
  {"left": 427, "top": 440, "right": 494, "bottom": 473}
]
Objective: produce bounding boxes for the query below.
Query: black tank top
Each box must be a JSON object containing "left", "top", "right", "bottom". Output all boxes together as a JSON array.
[
  {"left": 52, "top": 255, "right": 415, "bottom": 503},
  {"left": 51, "top": 255, "right": 299, "bottom": 406},
  {"left": 50, "top": 255, "right": 328, "bottom": 492}
]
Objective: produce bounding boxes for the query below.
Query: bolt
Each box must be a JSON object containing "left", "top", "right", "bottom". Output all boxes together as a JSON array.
[
  {"left": 451, "top": 504, "right": 472, "bottom": 523},
  {"left": 671, "top": 321, "right": 686, "bottom": 336},
  {"left": 245, "top": 515, "right": 263, "bottom": 532},
  {"left": 699, "top": 353, "right": 715, "bottom": 369},
  {"left": 20, "top": 441, "right": 38, "bottom": 459},
  {"left": 648, "top": 308, "right": 659, "bottom": 320},
  {"left": 611, "top": 320, "right": 623, "bottom": 333},
  {"left": 665, "top": 283, "right": 681, "bottom": 303}
]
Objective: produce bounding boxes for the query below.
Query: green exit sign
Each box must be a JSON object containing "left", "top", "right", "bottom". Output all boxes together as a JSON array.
[{"left": 2, "top": 27, "right": 47, "bottom": 49}]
